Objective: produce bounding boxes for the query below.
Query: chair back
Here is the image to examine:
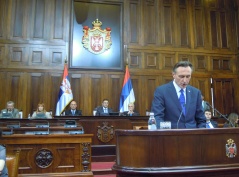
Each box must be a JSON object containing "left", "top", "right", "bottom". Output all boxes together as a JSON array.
[{"left": 6, "top": 150, "right": 20, "bottom": 177}]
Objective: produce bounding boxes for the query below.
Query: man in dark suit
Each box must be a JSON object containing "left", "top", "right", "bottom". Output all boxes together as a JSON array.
[
  {"left": 204, "top": 109, "right": 218, "bottom": 128},
  {"left": 121, "top": 102, "right": 140, "bottom": 116},
  {"left": 151, "top": 61, "right": 206, "bottom": 129},
  {"left": 96, "top": 99, "right": 113, "bottom": 116},
  {"left": 65, "top": 100, "right": 82, "bottom": 116}
]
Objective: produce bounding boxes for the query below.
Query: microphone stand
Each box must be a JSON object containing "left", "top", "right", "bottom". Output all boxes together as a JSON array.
[{"left": 206, "top": 103, "right": 234, "bottom": 127}]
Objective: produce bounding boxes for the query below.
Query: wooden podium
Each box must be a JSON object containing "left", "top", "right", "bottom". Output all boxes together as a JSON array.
[{"left": 113, "top": 129, "right": 239, "bottom": 177}]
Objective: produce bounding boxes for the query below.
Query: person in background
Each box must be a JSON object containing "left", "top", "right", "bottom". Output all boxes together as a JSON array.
[
  {"left": 96, "top": 99, "right": 113, "bottom": 116},
  {"left": 204, "top": 109, "right": 218, "bottom": 128},
  {"left": 121, "top": 102, "right": 140, "bottom": 116},
  {"left": 31, "top": 103, "right": 52, "bottom": 118},
  {"left": 151, "top": 61, "right": 206, "bottom": 129},
  {"left": 0, "top": 101, "right": 19, "bottom": 118},
  {"left": 65, "top": 100, "right": 82, "bottom": 116},
  {"left": 0, "top": 131, "right": 8, "bottom": 176},
  {"left": 223, "top": 113, "right": 239, "bottom": 128},
  {"left": 201, "top": 95, "right": 210, "bottom": 112}
]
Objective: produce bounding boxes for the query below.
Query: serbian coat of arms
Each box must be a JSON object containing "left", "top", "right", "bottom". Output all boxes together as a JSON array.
[
  {"left": 82, "top": 19, "right": 112, "bottom": 55},
  {"left": 226, "top": 139, "right": 237, "bottom": 158}
]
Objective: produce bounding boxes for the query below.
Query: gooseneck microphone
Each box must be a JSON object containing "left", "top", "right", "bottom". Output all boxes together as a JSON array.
[
  {"left": 206, "top": 102, "right": 234, "bottom": 127},
  {"left": 177, "top": 104, "right": 185, "bottom": 129}
]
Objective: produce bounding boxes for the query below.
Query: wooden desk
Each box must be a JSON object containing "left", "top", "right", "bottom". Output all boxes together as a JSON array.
[
  {"left": 0, "top": 116, "right": 148, "bottom": 162},
  {"left": 113, "top": 128, "right": 239, "bottom": 177},
  {"left": 1, "top": 134, "right": 93, "bottom": 177}
]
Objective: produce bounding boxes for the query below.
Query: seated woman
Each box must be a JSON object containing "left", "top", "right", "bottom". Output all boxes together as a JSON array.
[
  {"left": 31, "top": 103, "right": 52, "bottom": 119},
  {"left": 223, "top": 113, "right": 238, "bottom": 128},
  {"left": 121, "top": 103, "right": 140, "bottom": 116}
]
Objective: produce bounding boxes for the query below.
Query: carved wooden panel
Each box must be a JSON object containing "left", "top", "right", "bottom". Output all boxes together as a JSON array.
[
  {"left": 90, "top": 74, "right": 104, "bottom": 109},
  {"left": 195, "top": 55, "right": 206, "bottom": 70},
  {"left": 210, "top": 11, "right": 218, "bottom": 48},
  {"left": 212, "top": 57, "right": 231, "bottom": 71},
  {"left": 54, "top": 0, "right": 64, "bottom": 40},
  {"left": 13, "top": 0, "right": 24, "bottom": 37},
  {"left": 34, "top": 0, "right": 45, "bottom": 39},
  {"left": 213, "top": 79, "right": 234, "bottom": 115},
  {"left": 178, "top": 1, "right": 189, "bottom": 46},
  {"left": 129, "top": 52, "right": 141, "bottom": 68},
  {"left": 220, "top": 11, "right": 228, "bottom": 48},
  {"left": 0, "top": 0, "right": 6, "bottom": 38},
  {"left": 129, "top": 0, "right": 140, "bottom": 43},
  {"left": 144, "top": 0, "right": 156, "bottom": 44},
  {"left": 161, "top": 53, "right": 175, "bottom": 69},
  {"left": 71, "top": 73, "right": 83, "bottom": 111},
  {"left": 194, "top": 5, "right": 204, "bottom": 47},
  {"left": 192, "top": 77, "right": 211, "bottom": 102},
  {"left": 145, "top": 53, "right": 158, "bottom": 69},
  {"left": 29, "top": 73, "right": 45, "bottom": 114},
  {"left": 163, "top": 4, "right": 173, "bottom": 45},
  {"left": 109, "top": 75, "right": 122, "bottom": 112}
]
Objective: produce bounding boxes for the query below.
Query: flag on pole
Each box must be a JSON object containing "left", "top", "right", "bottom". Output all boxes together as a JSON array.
[
  {"left": 55, "top": 62, "right": 73, "bottom": 116},
  {"left": 119, "top": 65, "right": 135, "bottom": 112}
]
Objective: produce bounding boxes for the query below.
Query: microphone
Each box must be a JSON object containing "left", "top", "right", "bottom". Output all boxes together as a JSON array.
[
  {"left": 206, "top": 103, "right": 234, "bottom": 127},
  {"left": 177, "top": 104, "right": 185, "bottom": 129}
]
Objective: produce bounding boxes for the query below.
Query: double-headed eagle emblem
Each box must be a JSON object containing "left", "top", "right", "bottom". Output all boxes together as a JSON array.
[{"left": 82, "top": 19, "right": 112, "bottom": 55}]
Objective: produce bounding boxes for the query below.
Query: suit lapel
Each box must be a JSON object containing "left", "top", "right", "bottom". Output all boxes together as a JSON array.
[
  {"left": 168, "top": 82, "right": 181, "bottom": 111},
  {"left": 185, "top": 87, "right": 192, "bottom": 116}
]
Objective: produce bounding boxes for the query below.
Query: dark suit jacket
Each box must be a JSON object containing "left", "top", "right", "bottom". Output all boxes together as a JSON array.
[
  {"left": 210, "top": 120, "right": 218, "bottom": 128},
  {"left": 95, "top": 106, "right": 113, "bottom": 116},
  {"left": 151, "top": 81, "right": 206, "bottom": 129},
  {"left": 65, "top": 109, "right": 82, "bottom": 116},
  {"left": 121, "top": 111, "right": 140, "bottom": 116}
]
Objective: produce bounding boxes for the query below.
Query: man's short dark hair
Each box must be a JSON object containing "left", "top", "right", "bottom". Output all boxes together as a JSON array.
[{"left": 172, "top": 61, "right": 193, "bottom": 73}]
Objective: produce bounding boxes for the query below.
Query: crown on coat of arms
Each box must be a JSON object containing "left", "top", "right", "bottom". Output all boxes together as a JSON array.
[{"left": 92, "top": 19, "right": 102, "bottom": 28}]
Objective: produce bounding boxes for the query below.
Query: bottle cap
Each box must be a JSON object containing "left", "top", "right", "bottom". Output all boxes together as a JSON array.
[{"left": 149, "top": 112, "right": 154, "bottom": 116}]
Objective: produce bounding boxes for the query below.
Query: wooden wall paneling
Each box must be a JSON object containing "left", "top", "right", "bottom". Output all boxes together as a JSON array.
[
  {"left": 49, "top": 47, "right": 66, "bottom": 66},
  {"left": 109, "top": 74, "right": 122, "bottom": 112},
  {"left": 145, "top": 52, "right": 159, "bottom": 69},
  {"left": 161, "top": 53, "right": 176, "bottom": 70},
  {"left": 0, "top": 46, "right": 3, "bottom": 65},
  {"left": 70, "top": 73, "right": 83, "bottom": 114},
  {"left": 194, "top": 55, "right": 207, "bottom": 71},
  {"left": 33, "top": 0, "right": 45, "bottom": 39},
  {"left": 129, "top": 51, "right": 141, "bottom": 68},
  {"left": 5, "top": 72, "right": 23, "bottom": 113},
  {"left": 142, "top": 76, "right": 159, "bottom": 114},
  {"left": 8, "top": 45, "right": 28, "bottom": 66},
  {"left": 29, "top": 46, "right": 46, "bottom": 66},
  {"left": 0, "top": 0, "right": 7, "bottom": 38},
  {"left": 193, "top": 0, "right": 205, "bottom": 48},
  {"left": 90, "top": 74, "right": 105, "bottom": 111},
  {"left": 49, "top": 73, "right": 62, "bottom": 116},
  {"left": 144, "top": 0, "right": 157, "bottom": 45},
  {"left": 212, "top": 79, "right": 234, "bottom": 116},
  {"left": 177, "top": 0, "right": 189, "bottom": 47},
  {"left": 0, "top": 72, "right": 7, "bottom": 110},
  {"left": 162, "top": 0, "right": 174, "bottom": 45},
  {"left": 219, "top": 11, "right": 228, "bottom": 48},
  {"left": 29, "top": 72, "right": 45, "bottom": 115},
  {"left": 129, "top": 0, "right": 140, "bottom": 44},
  {"left": 131, "top": 76, "right": 140, "bottom": 113},
  {"left": 192, "top": 77, "right": 211, "bottom": 104}
]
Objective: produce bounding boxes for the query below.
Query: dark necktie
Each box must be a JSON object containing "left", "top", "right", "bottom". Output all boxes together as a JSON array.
[{"left": 179, "top": 89, "right": 186, "bottom": 115}]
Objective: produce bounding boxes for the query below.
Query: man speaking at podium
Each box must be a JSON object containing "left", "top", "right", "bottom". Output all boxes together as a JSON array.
[{"left": 151, "top": 61, "right": 206, "bottom": 129}]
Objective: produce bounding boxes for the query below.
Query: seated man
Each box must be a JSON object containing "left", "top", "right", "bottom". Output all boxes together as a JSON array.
[
  {"left": 0, "top": 101, "right": 19, "bottom": 118},
  {"left": 205, "top": 109, "right": 218, "bottom": 128},
  {"left": 65, "top": 100, "right": 82, "bottom": 116},
  {"left": 121, "top": 102, "right": 140, "bottom": 116},
  {"left": 96, "top": 99, "right": 113, "bottom": 116}
]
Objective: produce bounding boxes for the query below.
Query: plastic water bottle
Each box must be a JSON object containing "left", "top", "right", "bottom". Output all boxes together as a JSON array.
[
  {"left": 28, "top": 114, "right": 31, "bottom": 119},
  {"left": 148, "top": 112, "right": 157, "bottom": 130}
]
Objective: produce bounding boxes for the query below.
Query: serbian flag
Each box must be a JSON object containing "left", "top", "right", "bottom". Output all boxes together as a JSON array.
[
  {"left": 119, "top": 65, "right": 135, "bottom": 112},
  {"left": 55, "top": 63, "right": 73, "bottom": 116}
]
